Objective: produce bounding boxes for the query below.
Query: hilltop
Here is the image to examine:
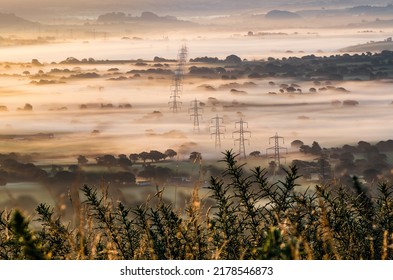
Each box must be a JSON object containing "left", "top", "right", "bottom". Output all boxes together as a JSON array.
[
  {"left": 98, "top": 11, "right": 179, "bottom": 22},
  {"left": 0, "top": 13, "right": 38, "bottom": 28},
  {"left": 341, "top": 37, "right": 393, "bottom": 53}
]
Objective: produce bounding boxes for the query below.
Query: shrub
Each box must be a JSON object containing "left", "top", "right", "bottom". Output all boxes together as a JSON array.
[{"left": 1, "top": 150, "right": 393, "bottom": 259}]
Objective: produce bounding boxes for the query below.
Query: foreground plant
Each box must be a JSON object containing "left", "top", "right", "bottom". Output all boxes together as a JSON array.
[{"left": 1, "top": 150, "right": 393, "bottom": 260}]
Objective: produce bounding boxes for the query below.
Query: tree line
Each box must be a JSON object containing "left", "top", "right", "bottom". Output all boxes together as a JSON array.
[{"left": 77, "top": 149, "right": 178, "bottom": 168}]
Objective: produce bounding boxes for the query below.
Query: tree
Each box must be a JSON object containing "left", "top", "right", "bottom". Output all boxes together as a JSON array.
[
  {"left": 318, "top": 157, "right": 331, "bottom": 181},
  {"left": 138, "top": 165, "right": 156, "bottom": 179},
  {"left": 148, "top": 150, "right": 166, "bottom": 162},
  {"left": 299, "top": 144, "right": 312, "bottom": 154},
  {"left": 368, "top": 152, "right": 387, "bottom": 163},
  {"left": 77, "top": 155, "right": 88, "bottom": 165},
  {"left": 249, "top": 151, "right": 261, "bottom": 157},
  {"left": 129, "top": 153, "right": 139, "bottom": 163},
  {"left": 31, "top": 59, "right": 42, "bottom": 66},
  {"left": 112, "top": 172, "right": 135, "bottom": 184},
  {"left": 50, "top": 165, "right": 63, "bottom": 177},
  {"left": 363, "top": 169, "right": 380, "bottom": 183},
  {"left": 189, "top": 152, "right": 202, "bottom": 162},
  {"left": 340, "top": 152, "right": 354, "bottom": 162},
  {"left": 376, "top": 140, "right": 393, "bottom": 152},
  {"left": 68, "top": 165, "right": 79, "bottom": 173},
  {"left": 310, "top": 141, "right": 322, "bottom": 155},
  {"left": 138, "top": 152, "right": 149, "bottom": 163},
  {"left": 342, "top": 144, "right": 356, "bottom": 153},
  {"left": 54, "top": 171, "right": 75, "bottom": 184},
  {"left": 291, "top": 140, "right": 304, "bottom": 149},
  {"left": 286, "top": 86, "right": 296, "bottom": 93},
  {"left": 357, "top": 141, "right": 371, "bottom": 152},
  {"left": 118, "top": 154, "right": 132, "bottom": 169},
  {"left": 154, "top": 167, "right": 173, "bottom": 182},
  {"left": 335, "top": 152, "right": 356, "bottom": 174},
  {"left": 164, "top": 149, "right": 177, "bottom": 159},
  {"left": 268, "top": 161, "right": 277, "bottom": 175},
  {"left": 17, "top": 103, "right": 33, "bottom": 111},
  {"left": 224, "top": 54, "right": 242, "bottom": 64},
  {"left": 96, "top": 154, "right": 117, "bottom": 167}
]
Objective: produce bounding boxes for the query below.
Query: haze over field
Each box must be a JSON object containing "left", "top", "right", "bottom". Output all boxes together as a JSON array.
[
  {"left": 1, "top": 54, "right": 393, "bottom": 162},
  {"left": 0, "top": 1, "right": 391, "bottom": 156},
  {"left": 0, "top": 0, "right": 391, "bottom": 156}
]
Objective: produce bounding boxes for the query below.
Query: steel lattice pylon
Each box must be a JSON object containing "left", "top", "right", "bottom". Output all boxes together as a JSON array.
[
  {"left": 169, "top": 45, "right": 188, "bottom": 112},
  {"left": 266, "top": 133, "right": 288, "bottom": 166},
  {"left": 210, "top": 115, "right": 225, "bottom": 149},
  {"left": 169, "top": 76, "right": 182, "bottom": 112},
  {"left": 233, "top": 118, "right": 251, "bottom": 159},
  {"left": 189, "top": 98, "right": 203, "bottom": 133}
]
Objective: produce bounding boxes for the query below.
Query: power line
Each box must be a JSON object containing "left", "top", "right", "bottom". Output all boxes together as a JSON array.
[
  {"left": 210, "top": 115, "right": 225, "bottom": 149},
  {"left": 233, "top": 118, "right": 251, "bottom": 159}
]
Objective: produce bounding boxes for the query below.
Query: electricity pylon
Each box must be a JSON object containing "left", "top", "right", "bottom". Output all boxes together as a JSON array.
[
  {"left": 173, "top": 44, "right": 188, "bottom": 84},
  {"left": 210, "top": 115, "right": 225, "bottom": 149},
  {"left": 169, "top": 78, "right": 182, "bottom": 112},
  {"left": 169, "top": 45, "right": 188, "bottom": 112},
  {"left": 189, "top": 98, "right": 203, "bottom": 133},
  {"left": 233, "top": 118, "right": 251, "bottom": 159},
  {"left": 177, "top": 44, "right": 188, "bottom": 71},
  {"left": 266, "top": 133, "right": 288, "bottom": 166}
]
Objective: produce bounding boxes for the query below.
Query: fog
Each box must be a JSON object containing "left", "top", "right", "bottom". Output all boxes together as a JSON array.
[
  {"left": 0, "top": 28, "right": 390, "bottom": 62},
  {"left": 1, "top": 54, "right": 393, "bottom": 164}
]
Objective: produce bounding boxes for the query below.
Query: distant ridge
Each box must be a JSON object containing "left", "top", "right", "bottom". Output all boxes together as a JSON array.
[
  {"left": 296, "top": 4, "right": 393, "bottom": 17},
  {"left": 340, "top": 38, "right": 393, "bottom": 53},
  {"left": 346, "top": 4, "right": 393, "bottom": 16},
  {"left": 265, "top": 10, "right": 301, "bottom": 19},
  {"left": 0, "top": 13, "right": 37, "bottom": 28},
  {"left": 97, "top": 11, "right": 189, "bottom": 23}
]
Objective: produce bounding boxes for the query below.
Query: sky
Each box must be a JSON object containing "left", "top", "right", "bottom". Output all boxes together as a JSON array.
[{"left": 1, "top": 0, "right": 391, "bottom": 19}]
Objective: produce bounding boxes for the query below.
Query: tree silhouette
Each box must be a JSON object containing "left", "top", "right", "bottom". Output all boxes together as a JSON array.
[
  {"left": 129, "top": 153, "right": 139, "bottom": 163},
  {"left": 189, "top": 151, "right": 202, "bottom": 162},
  {"left": 311, "top": 141, "right": 322, "bottom": 155},
  {"left": 96, "top": 155, "right": 117, "bottom": 167},
  {"left": 148, "top": 150, "right": 166, "bottom": 162},
  {"left": 118, "top": 154, "right": 132, "bottom": 170},
  {"left": 249, "top": 151, "right": 261, "bottom": 157},
  {"left": 77, "top": 155, "right": 88, "bottom": 165},
  {"left": 138, "top": 152, "right": 149, "bottom": 163},
  {"left": 164, "top": 149, "right": 177, "bottom": 159}
]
